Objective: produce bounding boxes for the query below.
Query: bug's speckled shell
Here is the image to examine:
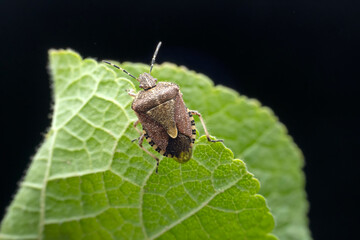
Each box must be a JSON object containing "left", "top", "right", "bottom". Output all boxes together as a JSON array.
[{"left": 132, "top": 82, "right": 196, "bottom": 163}]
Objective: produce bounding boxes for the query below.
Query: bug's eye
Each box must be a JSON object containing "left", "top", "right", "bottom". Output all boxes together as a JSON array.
[{"left": 154, "top": 78, "right": 158, "bottom": 82}]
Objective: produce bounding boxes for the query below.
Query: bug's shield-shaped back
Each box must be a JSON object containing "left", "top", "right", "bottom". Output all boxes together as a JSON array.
[{"left": 146, "top": 99, "right": 178, "bottom": 138}]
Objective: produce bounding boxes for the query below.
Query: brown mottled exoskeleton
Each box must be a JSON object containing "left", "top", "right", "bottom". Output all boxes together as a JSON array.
[{"left": 104, "top": 42, "right": 223, "bottom": 173}]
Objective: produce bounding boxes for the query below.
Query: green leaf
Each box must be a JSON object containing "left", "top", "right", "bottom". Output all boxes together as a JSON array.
[
  {"left": 0, "top": 49, "right": 308, "bottom": 240},
  {"left": 121, "top": 63, "right": 311, "bottom": 240}
]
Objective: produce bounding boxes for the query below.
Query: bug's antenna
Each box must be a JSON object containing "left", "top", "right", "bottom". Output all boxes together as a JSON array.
[
  {"left": 150, "top": 41, "right": 162, "bottom": 73},
  {"left": 103, "top": 61, "right": 137, "bottom": 80}
]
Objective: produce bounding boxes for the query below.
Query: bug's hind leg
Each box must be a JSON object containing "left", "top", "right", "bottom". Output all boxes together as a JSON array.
[
  {"left": 189, "top": 110, "right": 224, "bottom": 143},
  {"left": 137, "top": 133, "right": 160, "bottom": 173}
]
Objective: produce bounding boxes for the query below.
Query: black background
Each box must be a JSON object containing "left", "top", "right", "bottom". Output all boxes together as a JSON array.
[{"left": 0, "top": 0, "right": 359, "bottom": 239}]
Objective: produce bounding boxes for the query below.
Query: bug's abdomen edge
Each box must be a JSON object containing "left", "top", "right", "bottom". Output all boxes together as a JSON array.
[{"left": 142, "top": 108, "right": 196, "bottom": 163}]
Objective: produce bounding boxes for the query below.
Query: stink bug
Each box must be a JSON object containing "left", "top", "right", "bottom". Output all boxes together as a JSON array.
[{"left": 104, "top": 42, "right": 223, "bottom": 173}]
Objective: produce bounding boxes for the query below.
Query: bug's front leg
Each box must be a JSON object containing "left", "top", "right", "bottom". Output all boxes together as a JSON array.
[
  {"left": 126, "top": 89, "right": 137, "bottom": 97},
  {"left": 136, "top": 132, "right": 160, "bottom": 173},
  {"left": 189, "top": 110, "right": 224, "bottom": 143}
]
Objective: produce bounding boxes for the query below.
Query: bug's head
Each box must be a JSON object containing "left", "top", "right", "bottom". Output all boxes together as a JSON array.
[{"left": 138, "top": 72, "right": 157, "bottom": 90}]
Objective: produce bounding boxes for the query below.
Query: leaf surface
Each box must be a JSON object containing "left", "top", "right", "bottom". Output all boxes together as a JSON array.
[
  {"left": 0, "top": 50, "right": 281, "bottom": 240},
  {"left": 122, "top": 62, "right": 311, "bottom": 240}
]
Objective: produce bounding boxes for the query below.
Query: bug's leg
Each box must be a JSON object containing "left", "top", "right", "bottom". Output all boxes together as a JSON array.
[
  {"left": 133, "top": 119, "right": 142, "bottom": 134},
  {"left": 126, "top": 89, "right": 137, "bottom": 97},
  {"left": 137, "top": 133, "right": 160, "bottom": 173},
  {"left": 189, "top": 110, "right": 224, "bottom": 143},
  {"left": 131, "top": 119, "right": 143, "bottom": 142}
]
